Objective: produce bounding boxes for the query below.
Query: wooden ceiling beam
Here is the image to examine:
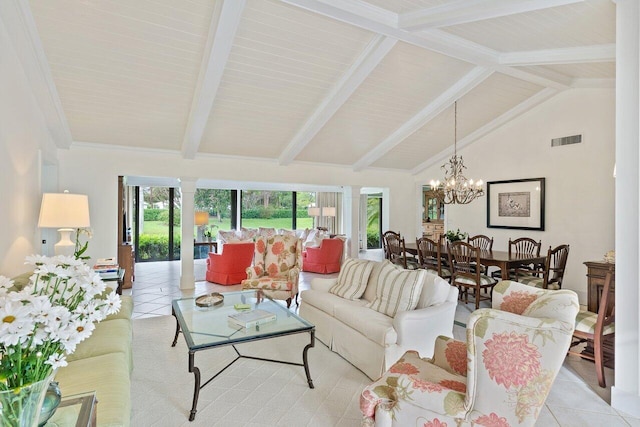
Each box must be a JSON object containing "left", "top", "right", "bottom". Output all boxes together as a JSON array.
[
  {"left": 399, "top": 0, "right": 584, "bottom": 31},
  {"left": 500, "top": 44, "right": 616, "bottom": 66},
  {"left": 181, "top": 0, "right": 245, "bottom": 159}
]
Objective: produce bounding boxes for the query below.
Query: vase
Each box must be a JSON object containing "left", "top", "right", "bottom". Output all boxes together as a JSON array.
[
  {"left": 0, "top": 372, "right": 56, "bottom": 427},
  {"left": 38, "top": 381, "right": 61, "bottom": 427}
]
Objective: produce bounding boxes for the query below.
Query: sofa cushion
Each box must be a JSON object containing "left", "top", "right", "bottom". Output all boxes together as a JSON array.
[
  {"left": 334, "top": 304, "right": 397, "bottom": 347},
  {"left": 218, "top": 229, "right": 240, "bottom": 243},
  {"left": 240, "top": 227, "right": 258, "bottom": 240},
  {"left": 362, "top": 260, "right": 389, "bottom": 303},
  {"left": 259, "top": 227, "right": 277, "bottom": 238},
  {"left": 366, "top": 262, "right": 425, "bottom": 317},
  {"left": 67, "top": 318, "right": 133, "bottom": 371},
  {"left": 330, "top": 258, "right": 374, "bottom": 300},
  {"left": 301, "top": 289, "right": 368, "bottom": 316},
  {"left": 416, "top": 272, "right": 452, "bottom": 309},
  {"left": 56, "top": 352, "right": 131, "bottom": 427}
]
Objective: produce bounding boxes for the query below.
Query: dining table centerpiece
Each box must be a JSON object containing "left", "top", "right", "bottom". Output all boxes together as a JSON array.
[
  {"left": 0, "top": 255, "right": 121, "bottom": 427},
  {"left": 445, "top": 229, "right": 468, "bottom": 242}
]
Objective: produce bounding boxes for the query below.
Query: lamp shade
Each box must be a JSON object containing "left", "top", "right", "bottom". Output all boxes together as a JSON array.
[
  {"left": 322, "top": 207, "right": 336, "bottom": 217},
  {"left": 195, "top": 211, "right": 210, "bottom": 226},
  {"left": 307, "top": 207, "right": 320, "bottom": 217},
  {"left": 38, "top": 193, "right": 90, "bottom": 229}
]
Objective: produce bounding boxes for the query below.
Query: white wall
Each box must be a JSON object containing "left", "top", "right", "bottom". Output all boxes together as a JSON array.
[
  {"left": 0, "top": 14, "right": 56, "bottom": 276},
  {"left": 415, "top": 88, "right": 615, "bottom": 303},
  {"left": 55, "top": 147, "right": 417, "bottom": 261}
]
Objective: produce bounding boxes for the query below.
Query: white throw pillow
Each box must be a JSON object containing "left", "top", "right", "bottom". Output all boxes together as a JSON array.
[
  {"left": 366, "top": 262, "right": 426, "bottom": 317},
  {"left": 303, "top": 229, "right": 319, "bottom": 249},
  {"left": 329, "top": 258, "right": 374, "bottom": 300},
  {"left": 362, "top": 259, "right": 390, "bottom": 302},
  {"left": 416, "top": 271, "right": 451, "bottom": 309}
]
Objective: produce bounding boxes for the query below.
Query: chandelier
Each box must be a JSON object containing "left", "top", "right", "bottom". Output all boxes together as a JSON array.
[{"left": 430, "top": 101, "right": 484, "bottom": 205}]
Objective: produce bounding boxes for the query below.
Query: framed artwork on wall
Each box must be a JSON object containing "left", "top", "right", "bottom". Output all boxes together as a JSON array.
[{"left": 487, "top": 178, "right": 545, "bottom": 231}]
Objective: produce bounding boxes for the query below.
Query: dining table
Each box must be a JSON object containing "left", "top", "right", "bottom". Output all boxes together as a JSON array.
[{"left": 404, "top": 242, "right": 547, "bottom": 281}]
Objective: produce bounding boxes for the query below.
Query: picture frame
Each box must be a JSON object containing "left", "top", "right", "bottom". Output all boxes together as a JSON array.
[{"left": 486, "top": 178, "right": 545, "bottom": 231}]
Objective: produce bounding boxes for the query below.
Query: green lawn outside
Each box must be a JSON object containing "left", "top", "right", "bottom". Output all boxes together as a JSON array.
[{"left": 140, "top": 218, "right": 315, "bottom": 237}]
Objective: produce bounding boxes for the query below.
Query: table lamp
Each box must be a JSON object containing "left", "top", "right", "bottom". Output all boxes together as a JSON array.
[
  {"left": 195, "top": 211, "right": 210, "bottom": 242},
  {"left": 322, "top": 207, "right": 336, "bottom": 234},
  {"left": 307, "top": 206, "right": 320, "bottom": 228},
  {"left": 38, "top": 191, "right": 90, "bottom": 256}
]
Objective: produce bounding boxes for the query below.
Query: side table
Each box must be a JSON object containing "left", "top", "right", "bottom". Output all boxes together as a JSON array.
[
  {"left": 45, "top": 391, "right": 97, "bottom": 427},
  {"left": 100, "top": 269, "right": 125, "bottom": 295}
]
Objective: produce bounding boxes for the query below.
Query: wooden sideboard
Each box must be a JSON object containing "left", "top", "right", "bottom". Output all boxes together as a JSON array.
[
  {"left": 585, "top": 260, "right": 615, "bottom": 313},
  {"left": 422, "top": 221, "right": 444, "bottom": 242},
  {"left": 584, "top": 260, "right": 615, "bottom": 368}
]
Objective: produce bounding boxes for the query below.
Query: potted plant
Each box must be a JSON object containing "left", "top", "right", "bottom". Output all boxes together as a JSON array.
[
  {"left": 203, "top": 225, "right": 218, "bottom": 242},
  {"left": 0, "top": 255, "right": 121, "bottom": 426},
  {"left": 445, "top": 228, "right": 467, "bottom": 242}
]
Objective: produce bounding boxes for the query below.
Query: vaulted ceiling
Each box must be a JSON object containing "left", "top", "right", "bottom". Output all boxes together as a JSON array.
[{"left": 26, "top": 0, "right": 616, "bottom": 174}]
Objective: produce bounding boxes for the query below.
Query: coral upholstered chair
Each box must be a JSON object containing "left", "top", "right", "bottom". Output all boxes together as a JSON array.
[
  {"left": 205, "top": 242, "right": 255, "bottom": 285},
  {"left": 302, "top": 238, "right": 344, "bottom": 274},
  {"left": 361, "top": 281, "right": 579, "bottom": 427},
  {"left": 241, "top": 235, "right": 302, "bottom": 307}
]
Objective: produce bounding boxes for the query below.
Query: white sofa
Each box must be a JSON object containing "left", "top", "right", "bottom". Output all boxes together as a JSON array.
[{"left": 299, "top": 259, "right": 459, "bottom": 380}]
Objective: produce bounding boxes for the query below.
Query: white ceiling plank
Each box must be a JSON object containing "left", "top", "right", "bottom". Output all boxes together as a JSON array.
[
  {"left": 399, "top": 0, "right": 584, "bottom": 31},
  {"left": 279, "top": 35, "right": 397, "bottom": 165},
  {"left": 500, "top": 44, "right": 615, "bottom": 66},
  {"left": 411, "top": 87, "right": 558, "bottom": 175},
  {"left": 352, "top": 66, "right": 494, "bottom": 172},
  {"left": 572, "top": 78, "right": 615, "bottom": 88},
  {"left": 498, "top": 65, "right": 572, "bottom": 90},
  {"left": 1, "top": 0, "right": 72, "bottom": 150},
  {"left": 181, "top": 0, "right": 245, "bottom": 159}
]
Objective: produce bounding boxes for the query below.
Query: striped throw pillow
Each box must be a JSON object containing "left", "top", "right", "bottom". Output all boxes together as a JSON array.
[
  {"left": 329, "top": 259, "right": 374, "bottom": 300},
  {"left": 366, "top": 262, "right": 426, "bottom": 317}
]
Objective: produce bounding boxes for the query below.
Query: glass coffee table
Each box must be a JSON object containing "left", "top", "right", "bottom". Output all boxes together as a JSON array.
[{"left": 171, "top": 290, "right": 315, "bottom": 422}]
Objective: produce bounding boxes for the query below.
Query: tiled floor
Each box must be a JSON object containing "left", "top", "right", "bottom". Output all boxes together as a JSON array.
[{"left": 123, "top": 252, "right": 639, "bottom": 426}]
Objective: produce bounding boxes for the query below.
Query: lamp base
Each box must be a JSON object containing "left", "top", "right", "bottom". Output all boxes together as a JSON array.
[{"left": 54, "top": 228, "right": 76, "bottom": 257}]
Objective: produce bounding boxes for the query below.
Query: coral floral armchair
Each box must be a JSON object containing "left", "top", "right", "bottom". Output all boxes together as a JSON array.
[
  {"left": 361, "top": 280, "right": 579, "bottom": 427},
  {"left": 241, "top": 235, "right": 302, "bottom": 307}
]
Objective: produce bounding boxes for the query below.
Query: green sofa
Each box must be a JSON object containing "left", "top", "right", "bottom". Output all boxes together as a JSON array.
[{"left": 11, "top": 273, "right": 133, "bottom": 427}]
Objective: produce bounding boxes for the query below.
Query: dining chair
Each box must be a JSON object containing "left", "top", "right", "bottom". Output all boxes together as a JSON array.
[
  {"left": 466, "top": 234, "right": 493, "bottom": 275},
  {"left": 568, "top": 269, "right": 615, "bottom": 387},
  {"left": 415, "top": 236, "right": 451, "bottom": 280},
  {"left": 515, "top": 244, "right": 570, "bottom": 290},
  {"left": 491, "top": 237, "right": 542, "bottom": 279},
  {"left": 383, "top": 231, "right": 418, "bottom": 269},
  {"left": 448, "top": 241, "right": 497, "bottom": 309}
]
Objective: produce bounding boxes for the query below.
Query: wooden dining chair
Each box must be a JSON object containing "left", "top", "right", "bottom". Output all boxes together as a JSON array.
[
  {"left": 516, "top": 244, "right": 570, "bottom": 290},
  {"left": 467, "top": 234, "right": 494, "bottom": 276},
  {"left": 415, "top": 237, "right": 450, "bottom": 280},
  {"left": 492, "top": 237, "right": 542, "bottom": 279},
  {"left": 383, "top": 231, "right": 417, "bottom": 269},
  {"left": 568, "top": 269, "right": 615, "bottom": 387},
  {"left": 448, "top": 241, "right": 497, "bottom": 309}
]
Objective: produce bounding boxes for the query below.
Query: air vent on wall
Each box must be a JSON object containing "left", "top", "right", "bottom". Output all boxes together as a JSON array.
[{"left": 551, "top": 134, "right": 582, "bottom": 147}]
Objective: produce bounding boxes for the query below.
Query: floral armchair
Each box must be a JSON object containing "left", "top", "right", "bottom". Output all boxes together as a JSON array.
[
  {"left": 241, "top": 234, "right": 302, "bottom": 308},
  {"left": 360, "top": 280, "right": 579, "bottom": 427}
]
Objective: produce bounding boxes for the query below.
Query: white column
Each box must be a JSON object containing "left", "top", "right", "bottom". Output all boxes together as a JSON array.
[
  {"left": 344, "top": 186, "right": 361, "bottom": 259},
  {"left": 612, "top": 0, "right": 640, "bottom": 417},
  {"left": 179, "top": 177, "right": 197, "bottom": 290}
]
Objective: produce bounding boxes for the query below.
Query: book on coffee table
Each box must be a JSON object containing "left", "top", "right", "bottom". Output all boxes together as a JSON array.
[{"left": 228, "top": 309, "right": 276, "bottom": 328}]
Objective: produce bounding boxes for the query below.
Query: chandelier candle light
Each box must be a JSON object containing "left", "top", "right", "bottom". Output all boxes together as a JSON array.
[{"left": 430, "top": 101, "right": 484, "bottom": 205}]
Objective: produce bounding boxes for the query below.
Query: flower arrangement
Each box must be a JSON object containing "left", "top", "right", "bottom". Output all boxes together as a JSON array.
[
  {"left": 0, "top": 255, "right": 121, "bottom": 389},
  {"left": 203, "top": 224, "right": 218, "bottom": 240},
  {"left": 73, "top": 228, "right": 92, "bottom": 261},
  {"left": 445, "top": 229, "right": 467, "bottom": 242}
]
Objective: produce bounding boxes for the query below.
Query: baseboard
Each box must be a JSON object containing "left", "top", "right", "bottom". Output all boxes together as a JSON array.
[{"left": 612, "top": 386, "right": 640, "bottom": 418}]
